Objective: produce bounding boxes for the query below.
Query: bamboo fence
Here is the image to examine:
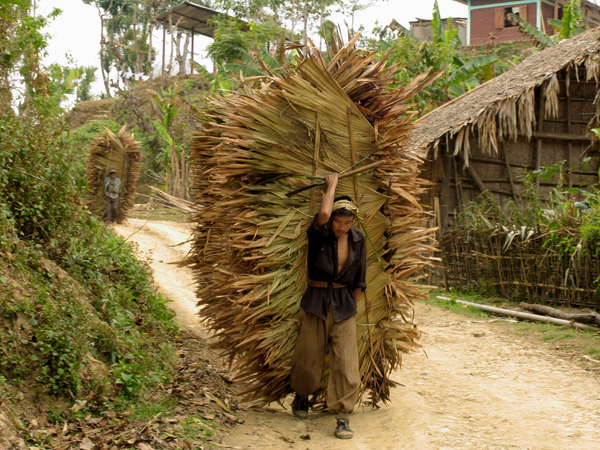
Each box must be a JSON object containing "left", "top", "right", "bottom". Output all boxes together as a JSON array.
[
  {"left": 86, "top": 126, "right": 142, "bottom": 223},
  {"left": 185, "top": 34, "right": 440, "bottom": 406},
  {"left": 440, "top": 228, "right": 600, "bottom": 308}
]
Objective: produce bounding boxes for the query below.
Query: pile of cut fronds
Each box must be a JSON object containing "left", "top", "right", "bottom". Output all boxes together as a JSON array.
[
  {"left": 185, "top": 34, "right": 439, "bottom": 406},
  {"left": 86, "top": 126, "right": 142, "bottom": 223}
]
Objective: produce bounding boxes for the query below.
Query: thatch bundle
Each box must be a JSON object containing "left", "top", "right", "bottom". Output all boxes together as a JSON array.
[
  {"left": 86, "top": 126, "right": 142, "bottom": 223},
  {"left": 186, "top": 34, "right": 439, "bottom": 406}
]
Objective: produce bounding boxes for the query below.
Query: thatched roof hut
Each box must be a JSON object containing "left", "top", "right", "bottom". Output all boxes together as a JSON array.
[
  {"left": 411, "top": 28, "right": 600, "bottom": 230},
  {"left": 86, "top": 127, "right": 142, "bottom": 223}
]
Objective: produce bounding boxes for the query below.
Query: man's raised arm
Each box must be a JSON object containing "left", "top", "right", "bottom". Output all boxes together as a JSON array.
[{"left": 317, "top": 173, "right": 338, "bottom": 226}]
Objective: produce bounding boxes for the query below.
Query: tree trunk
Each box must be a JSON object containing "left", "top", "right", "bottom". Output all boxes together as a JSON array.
[
  {"left": 147, "top": 20, "right": 155, "bottom": 77},
  {"left": 302, "top": 0, "right": 309, "bottom": 45},
  {"left": 169, "top": 142, "right": 180, "bottom": 196},
  {"left": 90, "top": 2, "right": 109, "bottom": 96},
  {"left": 168, "top": 1, "right": 174, "bottom": 74},
  {"left": 520, "top": 302, "right": 600, "bottom": 326},
  {"left": 98, "top": 12, "right": 111, "bottom": 97},
  {"left": 438, "top": 297, "right": 600, "bottom": 332},
  {"left": 175, "top": 28, "right": 190, "bottom": 75},
  {"left": 146, "top": 3, "right": 160, "bottom": 78},
  {"left": 133, "top": 0, "right": 143, "bottom": 76},
  {"left": 180, "top": 145, "right": 187, "bottom": 199},
  {"left": 290, "top": 0, "right": 297, "bottom": 44}
]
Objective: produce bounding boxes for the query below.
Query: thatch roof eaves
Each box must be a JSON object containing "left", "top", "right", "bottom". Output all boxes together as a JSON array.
[{"left": 409, "top": 27, "right": 600, "bottom": 159}]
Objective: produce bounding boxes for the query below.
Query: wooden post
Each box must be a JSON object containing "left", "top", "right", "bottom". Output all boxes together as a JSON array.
[
  {"left": 439, "top": 138, "right": 452, "bottom": 232},
  {"left": 451, "top": 156, "right": 464, "bottom": 212},
  {"left": 347, "top": 106, "right": 375, "bottom": 367},
  {"left": 191, "top": 27, "right": 195, "bottom": 74},
  {"left": 535, "top": 85, "right": 545, "bottom": 191},
  {"left": 309, "top": 112, "right": 321, "bottom": 216},
  {"left": 347, "top": 106, "right": 360, "bottom": 203},
  {"left": 459, "top": 154, "right": 495, "bottom": 202},
  {"left": 566, "top": 72, "right": 573, "bottom": 189},
  {"left": 501, "top": 141, "right": 519, "bottom": 204},
  {"left": 162, "top": 18, "right": 167, "bottom": 76}
]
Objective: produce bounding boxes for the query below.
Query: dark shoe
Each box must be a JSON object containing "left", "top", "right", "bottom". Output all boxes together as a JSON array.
[
  {"left": 335, "top": 419, "right": 354, "bottom": 439},
  {"left": 291, "top": 395, "right": 309, "bottom": 419}
]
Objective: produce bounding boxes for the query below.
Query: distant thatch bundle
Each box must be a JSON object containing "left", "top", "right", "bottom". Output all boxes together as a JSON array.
[
  {"left": 186, "top": 34, "right": 439, "bottom": 406},
  {"left": 86, "top": 126, "right": 142, "bottom": 223}
]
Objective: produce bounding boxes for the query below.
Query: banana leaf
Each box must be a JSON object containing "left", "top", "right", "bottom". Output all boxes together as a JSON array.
[{"left": 509, "top": 13, "right": 556, "bottom": 47}]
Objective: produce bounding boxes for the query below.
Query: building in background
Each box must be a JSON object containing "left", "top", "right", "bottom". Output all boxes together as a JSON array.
[
  {"left": 409, "top": 17, "right": 468, "bottom": 43},
  {"left": 454, "top": 0, "right": 600, "bottom": 46}
]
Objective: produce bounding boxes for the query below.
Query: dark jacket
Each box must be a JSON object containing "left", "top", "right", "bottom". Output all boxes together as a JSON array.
[{"left": 300, "top": 214, "right": 367, "bottom": 322}]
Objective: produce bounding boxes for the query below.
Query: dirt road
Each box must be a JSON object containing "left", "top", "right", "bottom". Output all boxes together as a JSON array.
[{"left": 116, "top": 219, "right": 600, "bottom": 450}]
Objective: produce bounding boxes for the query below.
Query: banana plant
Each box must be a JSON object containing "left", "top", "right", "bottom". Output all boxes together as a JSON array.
[
  {"left": 447, "top": 53, "right": 509, "bottom": 97},
  {"left": 224, "top": 47, "right": 285, "bottom": 78},
  {"left": 149, "top": 86, "right": 188, "bottom": 199},
  {"left": 380, "top": 2, "right": 506, "bottom": 109}
]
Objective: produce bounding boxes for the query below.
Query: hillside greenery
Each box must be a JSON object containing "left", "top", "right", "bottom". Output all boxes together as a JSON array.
[{"left": 0, "top": 1, "right": 180, "bottom": 439}]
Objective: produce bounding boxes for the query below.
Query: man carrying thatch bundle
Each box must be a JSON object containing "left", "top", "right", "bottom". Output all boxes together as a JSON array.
[
  {"left": 290, "top": 173, "right": 366, "bottom": 440},
  {"left": 104, "top": 168, "right": 122, "bottom": 223},
  {"left": 186, "top": 34, "right": 437, "bottom": 440},
  {"left": 86, "top": 126, "right": 142, "bottom": 224}
]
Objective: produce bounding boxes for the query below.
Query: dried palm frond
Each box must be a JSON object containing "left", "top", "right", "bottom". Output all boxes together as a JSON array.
[
  {"left": 148, "top": 186, "right": 197, "bottom": 214},
  {"left": 185, "top": 33, "right": 439, "bottom": 406},
  {"left": 86, "top": 126, "right": 142, "bottom": 223}
]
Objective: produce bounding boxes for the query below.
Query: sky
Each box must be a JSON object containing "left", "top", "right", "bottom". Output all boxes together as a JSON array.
[{"left": 38, "top": 0, "right": 468, "bottom": 96}]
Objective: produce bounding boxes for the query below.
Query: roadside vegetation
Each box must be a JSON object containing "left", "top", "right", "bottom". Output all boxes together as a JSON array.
[{"left": 0, "top": 3, "right": 229, "bottom": 448}]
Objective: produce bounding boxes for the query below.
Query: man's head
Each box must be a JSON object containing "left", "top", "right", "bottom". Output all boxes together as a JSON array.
[
  {"left": 331, "top": 195, "right": 357, "bottom": 238},
  {"left": 109, "top": 169, "right": 117, "bottom": 179}
]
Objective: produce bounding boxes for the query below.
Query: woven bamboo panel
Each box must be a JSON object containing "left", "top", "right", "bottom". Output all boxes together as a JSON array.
[{"left": 440, "top": 229, "right": 600, "bottom": 308}]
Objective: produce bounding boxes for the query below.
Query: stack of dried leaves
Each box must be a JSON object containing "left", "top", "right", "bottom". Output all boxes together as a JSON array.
[
  {"left": 86, "top": 126, "right": 142, "bottom": 223},
  {"left": 185, "top": 34, "right": 439, "bottom": 406}
]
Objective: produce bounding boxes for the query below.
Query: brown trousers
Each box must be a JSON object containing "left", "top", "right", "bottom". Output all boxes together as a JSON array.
[
  {"left": 105, "top": 196, "right": 119, "bottom": 223},
  {"left": 290, "top": 308, "right": 360, "bottom": 419}
]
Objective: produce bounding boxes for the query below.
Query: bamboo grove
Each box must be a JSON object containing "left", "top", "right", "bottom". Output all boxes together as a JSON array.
[{"left": 185, "top": 34, "right": 440, "bottom": 406}]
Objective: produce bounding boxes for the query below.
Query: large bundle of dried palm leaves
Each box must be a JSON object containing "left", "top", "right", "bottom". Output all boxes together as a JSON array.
[
  {"left": 86, "top": 126, "right": 142, "bottom": 223},
  {"left": 186, "top": 34, "right": 439, "bottom": 406}
]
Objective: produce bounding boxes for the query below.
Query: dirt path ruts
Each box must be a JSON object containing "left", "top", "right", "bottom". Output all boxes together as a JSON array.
[{"left": 115, "top": 219, "right": 600, "bottom": 450}]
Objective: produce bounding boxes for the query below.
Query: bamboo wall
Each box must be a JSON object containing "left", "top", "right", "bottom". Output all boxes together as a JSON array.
[
  {"left": 426, "top": 66, "right": 600, "bottom": 231},
  {"left": 440, "top": 228, "right": 600, "bottom": 309}
]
